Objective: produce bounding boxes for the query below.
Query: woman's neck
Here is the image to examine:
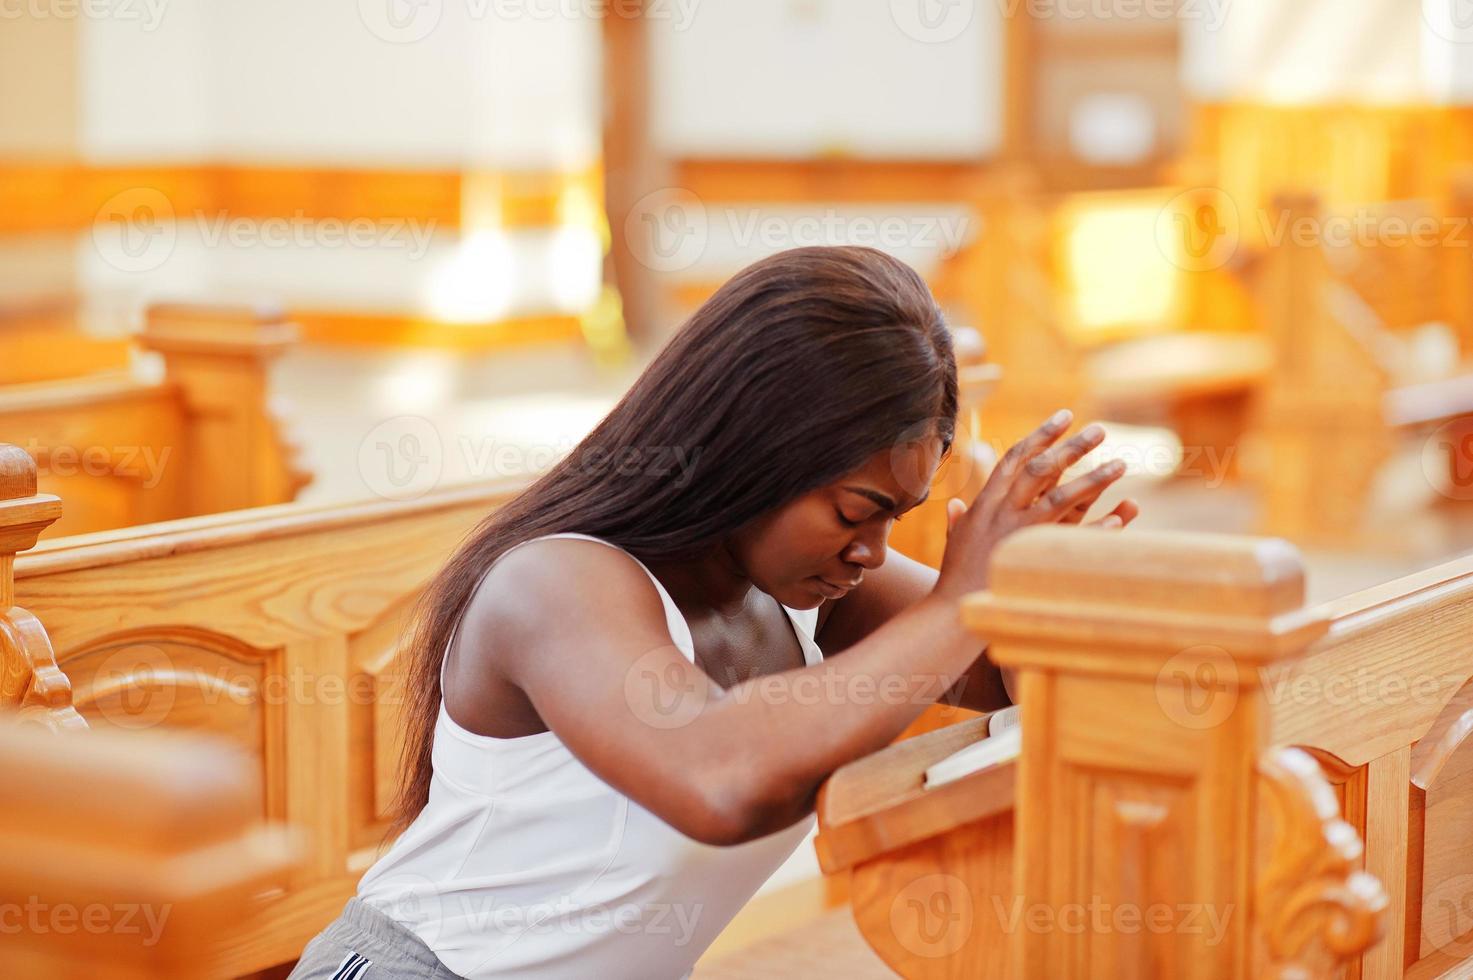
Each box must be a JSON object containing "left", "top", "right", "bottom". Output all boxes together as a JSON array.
[{"left": 644, "top": 541, "right": 755, "bottom": 619}]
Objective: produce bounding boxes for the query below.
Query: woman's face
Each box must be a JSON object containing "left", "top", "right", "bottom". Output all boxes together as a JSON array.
[{"left": 729, "top": 437, "right": 943, "bottom": 609}]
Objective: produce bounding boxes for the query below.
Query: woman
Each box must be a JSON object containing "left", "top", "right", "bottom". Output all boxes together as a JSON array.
[{"left": 290, "top": 246, "right": 1137, "bottom": 979}]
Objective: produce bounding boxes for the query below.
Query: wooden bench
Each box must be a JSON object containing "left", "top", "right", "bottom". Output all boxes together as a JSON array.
[
  {"left": 0, "top": 294, "right": 131, "bottom": 385},
  {"left": 956, "top": 173, "right": 1271, "bottom": 468},
  {"left": 0, "top": 721, "right": 301, "bottom": 979},
  {"left": 1253, "top": 187, "right": 1473, "bottom": 542},
  {"left": 0, "top": 442, "right": 530, "bottom": 976},
  {"left": 1, "top": 302, "right": 311, "bottom": 537},
  {"left": 816, "top": 523, "right": 1473, "bottom": 976}
]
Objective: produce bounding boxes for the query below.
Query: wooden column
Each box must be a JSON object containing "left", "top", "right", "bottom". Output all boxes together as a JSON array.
[
  {"left": 139, "top": 303, "right": 309, "bottom": 518},
  {"left": 0, "top": 444, "right": 60, "bottom": 611},
  {"left": 1254, "top": 191, "right": 1391, "bottom": 543},
  {"left": 1445, "top": 170, "right": 1473, "bottom": 360},
  {"left": 0, "top": 443, "right": 80, "bottom": 730},
  {"left": 967, "top": 526, "right": 1383, "bottom": 978},
  {"left": 967, "top": 167, "right": 1085, "bottom": 451},
  {"left": 601, "top": 0, "right": 667, "bottom": 344}
]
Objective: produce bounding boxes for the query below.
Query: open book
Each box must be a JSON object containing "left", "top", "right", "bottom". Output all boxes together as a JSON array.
[{"left": 923, "top": 705, "right": 1021, "bottom": 789}]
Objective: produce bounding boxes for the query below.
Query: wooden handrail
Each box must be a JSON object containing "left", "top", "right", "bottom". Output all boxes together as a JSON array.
[
  {"left": 1268, "top": 550, "right": 1473, "bottom": 768},
  {"left": 17, "top": 475, "right": 528, "bottom": 578}
]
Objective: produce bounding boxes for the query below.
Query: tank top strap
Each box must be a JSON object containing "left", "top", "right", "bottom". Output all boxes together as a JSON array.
[
  {"left": 443, "top": 533, "right": 697, "bottom": 693},
  {"left": 531, "top": 533, "right": 698, "bottom": 661}
]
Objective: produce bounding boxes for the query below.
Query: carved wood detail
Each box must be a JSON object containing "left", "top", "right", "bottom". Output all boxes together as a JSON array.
[{"left": 1257, "top": 747, "right": 1388, "bottom": 977}]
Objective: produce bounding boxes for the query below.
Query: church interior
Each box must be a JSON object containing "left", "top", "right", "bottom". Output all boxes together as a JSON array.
[{"left": 4, "top": 0, "right": 1473, "bottom": 976}]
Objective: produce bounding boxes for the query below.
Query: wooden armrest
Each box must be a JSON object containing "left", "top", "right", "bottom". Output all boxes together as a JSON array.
[
  {"left": 814, "top": 715, "right": 1015, "bottom": 873},
  {"left": 1088, "top": 332, "right": 1271, "bottom": 405}
]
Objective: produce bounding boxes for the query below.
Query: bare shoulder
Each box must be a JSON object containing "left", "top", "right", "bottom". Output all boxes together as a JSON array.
[{"left": 454, "top": 537, "right": 671, "bottom": 679}]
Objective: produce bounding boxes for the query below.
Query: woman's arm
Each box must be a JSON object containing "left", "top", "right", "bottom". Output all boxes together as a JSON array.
[
  {"left": 815, "top": 550, "right": 1012, "bottom": 712},
  {"left": 469, "top": 538, "right": 986, "bottom": 846},
  {"left": 465, "top": 413, "right": 1128, "bottom": 847}
]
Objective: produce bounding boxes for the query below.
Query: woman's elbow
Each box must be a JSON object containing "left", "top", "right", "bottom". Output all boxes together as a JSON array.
[{"left": 680, "top": 769, "right": 798, "bottom": 847}]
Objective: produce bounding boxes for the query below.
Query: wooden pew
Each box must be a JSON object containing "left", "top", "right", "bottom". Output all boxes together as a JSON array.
[
  {"left": 0, "top": 294, "right": 131, "bottom": 385},
  {"left": 815, "top": 525, "right": 1473, "bottom": 977},
  {"left": 0, "top": 721, "right": 301, "bottom": 979},
  {"left": 0, "top": 441, "right": 530, "bottom": 976},
  {"left": 1, "top": 302, "right": 311, "bottom": 537},
  {"left": 1253, "top": 187, "right": 1473, "bottom": 542},
  {"left": 958, "top": 172, "right": 1271, "bottom": 467}
]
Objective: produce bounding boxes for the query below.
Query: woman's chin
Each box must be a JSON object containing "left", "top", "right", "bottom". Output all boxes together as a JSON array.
[{"left": 774, "top": 582, "right": 827, "bottom": 610}]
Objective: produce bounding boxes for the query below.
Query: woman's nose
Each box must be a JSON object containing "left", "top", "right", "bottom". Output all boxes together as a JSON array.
[{"left": 843, "top": 526, "right": 888, "bottom": 570}]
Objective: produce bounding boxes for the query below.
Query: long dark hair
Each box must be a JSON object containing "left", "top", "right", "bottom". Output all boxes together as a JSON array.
[{"left": 392, "top": 245, "right": 958, "bottom": 829}]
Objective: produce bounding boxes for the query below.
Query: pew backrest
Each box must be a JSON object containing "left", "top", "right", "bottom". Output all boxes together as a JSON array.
[
  {"left": 0, "top": 443, "right": 529, "bottom": 976},
  {"left": 5, "top": 302, "right": 310, "bottom": 537}
]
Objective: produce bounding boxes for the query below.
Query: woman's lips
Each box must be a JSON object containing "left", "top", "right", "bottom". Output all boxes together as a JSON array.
[{"left": 811, "top": 577, "right": 859, "bottom": 599}]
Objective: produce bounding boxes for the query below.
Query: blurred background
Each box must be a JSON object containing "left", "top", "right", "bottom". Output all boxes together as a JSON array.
[
  {"left": 6, "top": 0, "right": 1473, "bottom": 594},
  {"left": 8, "top": 2, "right": 1473, "bottom": 975}
]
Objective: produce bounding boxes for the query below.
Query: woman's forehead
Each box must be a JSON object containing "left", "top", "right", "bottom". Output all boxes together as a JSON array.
[{"left": 831, "top": 439, "right": 941, "bottom": 502}]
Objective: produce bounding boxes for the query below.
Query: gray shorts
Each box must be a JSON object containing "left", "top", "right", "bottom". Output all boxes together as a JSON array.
[{"left": 288, "top": 897, "right": 465, "bottom": 980}]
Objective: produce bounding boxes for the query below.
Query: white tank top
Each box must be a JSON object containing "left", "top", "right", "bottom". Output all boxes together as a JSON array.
[{"left": 358, "top": 533, "right": 823, "bottom": 979}]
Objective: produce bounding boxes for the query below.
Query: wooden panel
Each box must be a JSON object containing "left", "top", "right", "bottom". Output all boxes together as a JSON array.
[
  {"left": 63, "top": 628, "right": 286, "bottom": 822},
  {"left": 849, "top": 811, "right": 1014, "bottom": 979},
  {"left": 347, "top": 593, "right": 416, "bottom": 859},
  {"left": 8, "top": 477, "right": 529, "bottom": 976},
  {"left": 1417, "top": 724, "right": 1473, "bottom": 962}
]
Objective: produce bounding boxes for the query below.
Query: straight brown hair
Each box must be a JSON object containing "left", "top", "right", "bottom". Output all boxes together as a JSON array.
[{"left": 391, "top": 245, "right": 958, "bottom": 830}]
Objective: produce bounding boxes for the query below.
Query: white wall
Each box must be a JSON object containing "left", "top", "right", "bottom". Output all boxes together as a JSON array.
[
  {"left": 66, "top": 3, "right": 607, "bottom": 320},
  {"left": 1183, "top": 0, "right": 1425, "bottom": 103},
  {"left": 1422, "top": 0, "right": 1473, "bottom": 103},
  {"left": 650, "top": 0, "right": 1002, "bottom": 158},
  {"left": 78, "top": 2, "right": 601, "bottom": 168}
]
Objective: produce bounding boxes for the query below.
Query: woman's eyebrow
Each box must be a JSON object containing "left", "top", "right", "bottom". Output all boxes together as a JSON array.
[{"left": 841, "top": 486, "right": 930, "bottom": 512}]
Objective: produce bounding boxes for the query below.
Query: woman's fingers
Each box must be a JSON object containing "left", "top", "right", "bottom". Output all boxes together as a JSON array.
[
  {"left": 1092, "top": 498, "right": 1141, "bottom": 529},
  {"left": 1059, "top": 478, "right": 1111, "bottom": 525},
  {"left": 979, "top": 410, "right": 1074, "bottom": 508},
  {"left": 1030, "top": 460, "right": 1126, "bottom": 521},
  {"left": 1006, "top": 423, "right": 1107, "bottom": 509},
  {"left": 946, "top": 497, "right": 968, "bottom": 532},
  {"left": 1115, "top": 498, "right": 1141, "bottom": 525}
]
